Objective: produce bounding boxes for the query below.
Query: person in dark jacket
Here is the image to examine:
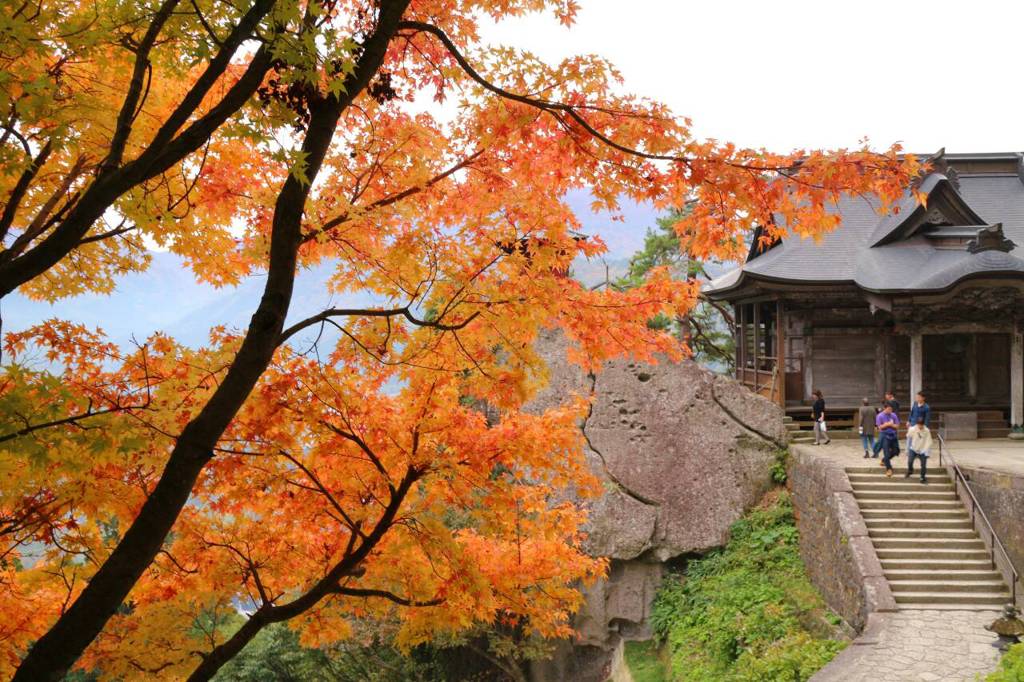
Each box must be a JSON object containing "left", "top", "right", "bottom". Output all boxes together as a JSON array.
[
  {"left": 883, "top": 390, "right": 900, "bottom": 416},
  {"left": 812, "top": 389, "right": 830, "bottom": 445},
  {"left": 858, "top": 397, "right": 876, "bottom": 458},
  {"left": 907, "top": 391, "right": 930, "bottom": 454}
]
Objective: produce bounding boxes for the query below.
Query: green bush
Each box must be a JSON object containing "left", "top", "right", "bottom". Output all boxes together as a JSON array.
[
  {"left": 771, "top": 449, "right": 789, "bottom": 484},
  {"left": 988, "top": 642, "right": 1024, "bottom": 681},
  {"left": 649, "top": 490, "right": 845, "bottom": 681}
]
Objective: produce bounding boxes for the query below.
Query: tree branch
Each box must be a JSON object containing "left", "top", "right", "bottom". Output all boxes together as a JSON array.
[
  {"left": 279, "top": 306, "right": 479, "bottom": 345},
  {"left": 331, "top": 586, "right": 442, "bottom": 607}
]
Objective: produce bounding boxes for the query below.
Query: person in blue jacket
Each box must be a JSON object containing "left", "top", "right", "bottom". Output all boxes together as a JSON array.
[{"left": 907, "top": 391, "right": 930, "bottom": 453}]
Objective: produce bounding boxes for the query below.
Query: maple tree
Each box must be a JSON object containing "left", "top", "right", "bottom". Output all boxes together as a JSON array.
[{"left": 0, "top": 0, "right": 923, "bottom": 679}]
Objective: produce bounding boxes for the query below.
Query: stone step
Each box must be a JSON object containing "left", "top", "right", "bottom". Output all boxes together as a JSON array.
[
  {"left": 851, "top": 482, "right": 954, "bottom": 492},
  {"left": 881, "top": 558, "right": 997, "bottom": 571},
  {"left": 857, "top": 500, "right": 962, "bottom": 510},
  {"left": 861, "top": 509, "right": 967, "bottom": 520},
  {"left": 782, "top": 415, "right": 794, "bottom": 423},
  {"left": 846, "top": 466, "right": 951, "bottom": 475},
  {"left": 866, "top": 518, "right": 972, "bottom": 529},
  {"left": 893, "top": 591, "right": 1010, "bottom": 606},
  {"left": 895, "top": 603, "right": 1005, "bottom": 611},
  {"left": 884, "top": 569, "right": 1003, "bottom": 581},
  {"left": 873, "top": 538, "right": 985, "bottom": 550},
  {"left": 876, "top": 548, "right": 991, "bottom": 561},
  {"left": 868, "top": 528, "right": 979, "bottom": 540},
  {"left": 849, "top": 478, "right": 954, "bottom": 488},
  {"left": 854, "top": 490, "right": 957, "bottom": 501},
  {"left": 888, "top": 580, "right": 1008, "bottom": 594}
]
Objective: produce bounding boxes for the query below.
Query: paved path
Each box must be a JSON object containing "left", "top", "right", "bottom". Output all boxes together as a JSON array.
[
  {"left": 793, "top": 438, "right": 1024, "bottom": 477},
  {"left": 813, "top": 610, "right": 1006, "bottom": 681}
]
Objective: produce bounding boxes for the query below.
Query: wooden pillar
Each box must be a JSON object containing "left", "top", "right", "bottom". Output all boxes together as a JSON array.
[
  {"left": 910, "top": 332, "right": 923, "bottom": 406},
  {"left": 1012, "top": 321, "right": 1024, "bottom": 427},
  {"left": 874, "top": 336, "right": 886, "bottom": 398},
  {"left": 734, "top": 304, "right": 743, "bottom": 377},
  {"left": 752, "top": 303, "right": 760, "bottom": 372},
  {"left": 775, "top": 300, "right": 786, "bottom": 406},
  {"left": 804, "top": 333, "right": 814, "bottom": 400},
  {"left": 883, "top": 334, "right": 892, "bottom": 396},
  {"left": 966, "top": 334, "right": 978, "bottom": 402}
]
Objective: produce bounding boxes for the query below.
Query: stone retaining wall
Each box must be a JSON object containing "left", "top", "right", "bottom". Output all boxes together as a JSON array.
[
  {"left": 787, "top": 447, "right": 896, "bottom": 631},
  {"left": 957, "top": 463, "right": 1024, "bottom": 603}
]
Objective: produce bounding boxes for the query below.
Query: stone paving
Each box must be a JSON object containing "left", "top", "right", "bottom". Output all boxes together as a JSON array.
[
  {"left": 813, "top": 600, "right": 1005, "bottom": 681},
  {"left": 794, "top": 438, "right": 1024, "bottom": 478}
]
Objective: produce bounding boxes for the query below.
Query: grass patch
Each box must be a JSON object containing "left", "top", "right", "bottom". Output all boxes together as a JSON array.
[
  {"left": 649, "top": 489, "right": 846, "bottom": 681},
  {"left": 624, "top": 640, "right": 668, "bottom": 682}
]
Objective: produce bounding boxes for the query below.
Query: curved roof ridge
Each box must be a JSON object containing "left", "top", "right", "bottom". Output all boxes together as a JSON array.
[{"left": 869, "top": 173, "right": 986, "bottom": 247}]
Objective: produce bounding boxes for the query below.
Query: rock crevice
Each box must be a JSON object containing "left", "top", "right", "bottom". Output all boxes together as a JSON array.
[{"left": 526, "top": 330, "right": 785, "bottom": 682}]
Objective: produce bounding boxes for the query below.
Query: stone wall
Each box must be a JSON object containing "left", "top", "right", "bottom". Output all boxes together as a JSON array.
[
  {"left": 956, "top": 464, "right": 1024, "bottom": 604},
  {"left": 528, "top": 330, "right": 784, "bottom": 681},
  {"left": 787, "top": 447, "right": 895, "bottom": 631}
]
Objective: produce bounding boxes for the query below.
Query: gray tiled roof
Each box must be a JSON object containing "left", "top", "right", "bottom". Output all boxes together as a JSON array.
[{"left": 707, "top": 170, "right": 1024, "bottom": 297}]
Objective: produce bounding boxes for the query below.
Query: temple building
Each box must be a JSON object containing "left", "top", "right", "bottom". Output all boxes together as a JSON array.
[{"left": 706, "top": 151, "right": 1024, "bottom": 437}]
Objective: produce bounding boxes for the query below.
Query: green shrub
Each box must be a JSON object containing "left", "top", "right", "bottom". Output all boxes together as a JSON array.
[
  {"left": 650, "top": 490, "right": 846, "bottom": 681},
  {"left": 771, "top": 448, "right": 789, "bottom": 484},
  {"left": 988, "top": 641, "right": 1024, "bottom": 681}
]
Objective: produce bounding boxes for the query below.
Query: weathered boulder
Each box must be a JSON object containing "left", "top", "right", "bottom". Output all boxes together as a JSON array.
[{"left": 528, "top": 330, "right": 784, "bottom": 681}]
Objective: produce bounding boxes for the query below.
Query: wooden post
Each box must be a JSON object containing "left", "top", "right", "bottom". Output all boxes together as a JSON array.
[
  {"left": 775, "top": 300, "right": 786, "bottom": 407},
  {"left": 804, "top": 333, "right": 814, "bottom": 401},
  {"left": 874, "top": 336, "right": 886, "bottom": 399},
  {"left": 1012, "top": 321, "right": 1023, "bottom": 427},
  {"left": 910, "top": 333, "right": 923, "bottom": 407},
  {"left": 967, "top": 334, "right": 978, "bottom": 401},
  {"left": 752, "top": 303, "right": 760, "bottom": 372}
]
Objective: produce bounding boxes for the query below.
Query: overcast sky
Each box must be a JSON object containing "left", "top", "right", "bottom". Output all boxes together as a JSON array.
[
  {"left": 11, "top": 1, "right": 1024, "bottom": 344},
  {"left": 480, "top": 0, "right": 1024, "bottom": 154}
]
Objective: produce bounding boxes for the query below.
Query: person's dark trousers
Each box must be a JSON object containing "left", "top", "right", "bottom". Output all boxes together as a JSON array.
[
  {"left": 907, "top": 449, "right": 928, "bottom": 480},
  {"left": 872, "top": 437, "right": 884, "bottom": 457},
  {"left": 876, "top": 438, "right": 892, "bottom": 471},
  {"left": 881, "top": 437, "right": 898, "bottom": 471}
]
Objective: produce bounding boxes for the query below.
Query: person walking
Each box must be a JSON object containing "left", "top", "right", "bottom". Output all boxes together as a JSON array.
[
  {"left": 907, "top": 391, "right": 930, "bottom": 454},
  {"left": 905, "top": 416, "right": 933, "bottom": 484},
  {"left": 883, "top": 390, "right": 901, "bottom": 417},
  {"left": 858, "top": 397, "right": 876, "bottom": 458},
  {"left": 812, "top": 389, "right": 830, "bottom": 445},
  {"left": 876, "top": 403, "right": 900, "bottom": 476}
]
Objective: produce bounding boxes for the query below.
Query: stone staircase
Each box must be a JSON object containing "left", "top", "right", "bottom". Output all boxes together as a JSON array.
[{"left": 846, "top": 465, "right": 1012, "bottom": 610}]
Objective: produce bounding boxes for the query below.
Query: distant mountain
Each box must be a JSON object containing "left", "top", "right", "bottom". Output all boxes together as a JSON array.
[
  {"left": 1, "top": 193, "right": 665, "bottom": 348},
  {"left": 571, "top": 257, "right": 631, "bottom": 289},
  {"left": 563, "top": 189, "right": 662, "bottom": 259},
  {"left": 1, "top": 253, "right": 376, "bottom": 349}
]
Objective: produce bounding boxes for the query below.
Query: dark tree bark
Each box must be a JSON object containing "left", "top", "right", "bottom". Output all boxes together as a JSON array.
[{"left": 11, "top": 2, "right": 412, "bottom": 679}]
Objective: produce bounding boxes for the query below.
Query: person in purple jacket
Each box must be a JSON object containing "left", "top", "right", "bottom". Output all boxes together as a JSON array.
[{"left": 875, "top": 404, "right": 901, "bottom": 477}]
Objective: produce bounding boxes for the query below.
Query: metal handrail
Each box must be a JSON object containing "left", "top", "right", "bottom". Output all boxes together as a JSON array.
[{"left": 937, "top": 432, "right": 1019, "bottom": 605}]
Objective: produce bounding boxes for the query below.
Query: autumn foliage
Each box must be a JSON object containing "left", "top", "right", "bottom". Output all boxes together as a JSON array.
[{"left": 0, "top": 0, "right": 920, "bottom": 679}]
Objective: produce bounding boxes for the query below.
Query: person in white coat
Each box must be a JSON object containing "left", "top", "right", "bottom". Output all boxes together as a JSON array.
[{"left": 905, "top": 417, "right": 933, "bottom": 484}]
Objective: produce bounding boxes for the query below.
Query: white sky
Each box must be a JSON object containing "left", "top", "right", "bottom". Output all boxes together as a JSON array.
[{"left": 480, "top": 0, "right": 1024, "bottom": 154}]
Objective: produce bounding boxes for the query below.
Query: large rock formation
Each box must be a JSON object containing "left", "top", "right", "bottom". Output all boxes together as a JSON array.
[{"left": 527, "top": 330, "right": 785, "bottom": 681}]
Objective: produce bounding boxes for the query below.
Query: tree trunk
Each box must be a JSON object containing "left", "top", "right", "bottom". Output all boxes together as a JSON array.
[{"left": 11, "top": 3, "right": 411, "bottom": 679}]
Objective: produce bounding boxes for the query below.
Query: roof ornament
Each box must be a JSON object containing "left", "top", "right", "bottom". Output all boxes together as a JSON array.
[
  {"left": 923, "top": 147, "right": 960, "bottom": 190},
  {"left": 967, "top": 223, "right": 1016, "bottom": 254}
]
